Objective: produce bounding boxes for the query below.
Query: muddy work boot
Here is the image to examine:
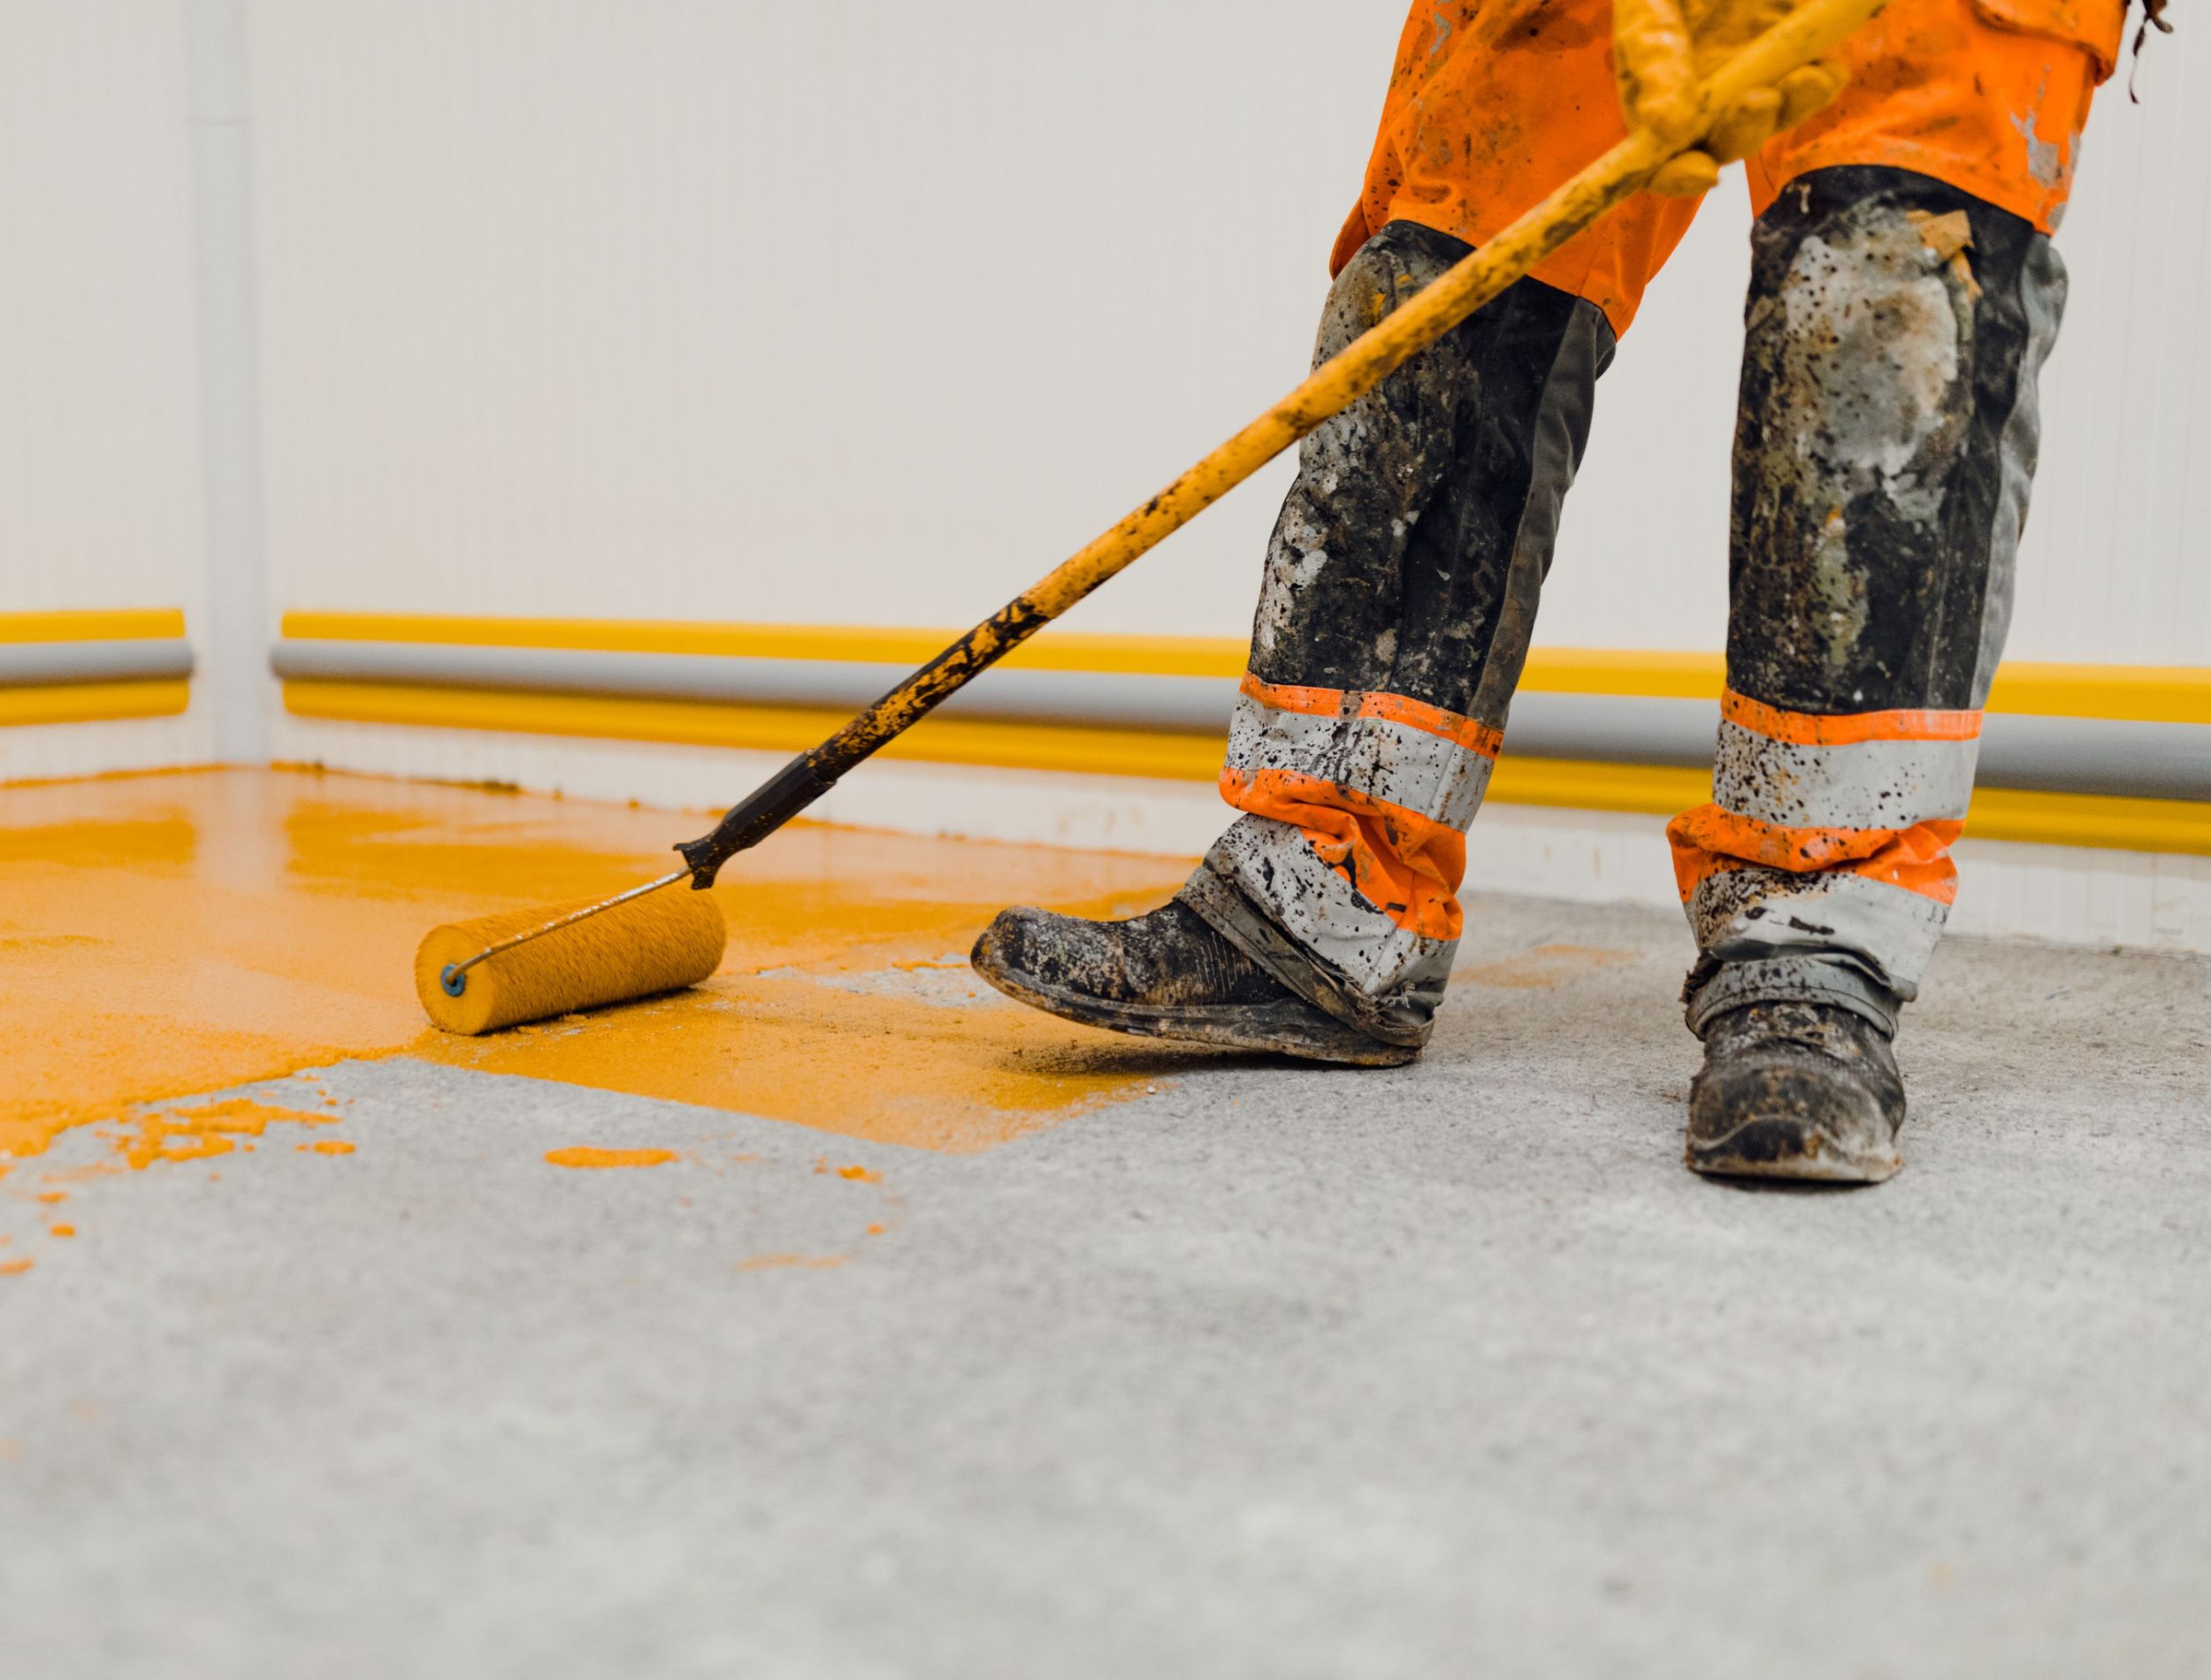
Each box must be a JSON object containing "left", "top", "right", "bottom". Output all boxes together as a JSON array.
[
  {"left": 1687, "top": 1001, "right": 1907, "bottom": 1183},
  {"left": 971, "top": 899, "right": 1416, "bottom": 1067}
]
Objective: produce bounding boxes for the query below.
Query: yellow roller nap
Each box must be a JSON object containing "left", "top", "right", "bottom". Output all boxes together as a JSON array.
[{"left": 414, "top": 888, "right": 727, "bottom": 1035}]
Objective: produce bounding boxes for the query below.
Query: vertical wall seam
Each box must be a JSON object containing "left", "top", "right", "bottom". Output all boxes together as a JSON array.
[{"left": 184, "top": 0, "right": 271, "bottom": 762}]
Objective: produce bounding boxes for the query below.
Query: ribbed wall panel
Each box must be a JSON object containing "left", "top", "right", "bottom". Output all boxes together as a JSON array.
[
  {"left": 245, "top": 0, "right": 1398, "bottom": 638},
  {"left": 1540, "top": 22, "right": 2211, "bottom": 666},
  {"left": 2004, "top": 28, "right": 2211, "bottom": 665},
  {"left": 0, "top": 2, "right": 204, "bottom": 616},
  {"left": 0, "top": 1, "right": 211, "bottom": 774},
  {"left": 5, "top": 5, "right": 2207, "bottom": 809},
  {"left": 242, "top": 4, "right": 2211, "bottom": 668}
]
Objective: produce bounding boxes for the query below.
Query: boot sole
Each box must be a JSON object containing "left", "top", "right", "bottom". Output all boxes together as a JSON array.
[
  {"left": 1686, "top": 1118, "right": 1902, "bottom": 1184},
  {"left": 972, "top": 957, "right": 1419, "bottom": 1068}
]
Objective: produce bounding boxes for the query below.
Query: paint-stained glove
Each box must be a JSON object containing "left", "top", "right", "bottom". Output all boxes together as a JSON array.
[{"left": 1613, "top": 0, "right": 1848, "bottom": 195}]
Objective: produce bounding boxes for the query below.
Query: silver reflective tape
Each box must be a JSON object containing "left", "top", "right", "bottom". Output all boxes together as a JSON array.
[
  {"left": 1205, "top": 815, "right": 1457, "bottom": 999},
  {"left": 1713, "top": 719, "right": 1978, "bottom": 830},
  {"left": 0, "top": 639, "right": 195, "bottom": 687},
  {"left": 1688, "top": 866, "right": 1948, "bottom": 997},
  {"left": 1226, "top": 695, "right": 1492, "bottom": 829}
]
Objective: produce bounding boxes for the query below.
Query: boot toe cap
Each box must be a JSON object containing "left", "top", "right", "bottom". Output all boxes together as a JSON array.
[
  {"left": 971, "top": 905, "right": 1133, "bottom": 1001},
  {"left": 1687, "top": 1054, "right": 1904, "bottom": 1183},
  {"left": 971, "top": 905, "right": 1052, "bottom": 988}
]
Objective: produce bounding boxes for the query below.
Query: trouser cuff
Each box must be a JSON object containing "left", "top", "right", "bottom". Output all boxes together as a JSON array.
[
  {"left": 1178, "top": 858, "right": 1434, "bottom": 1050},
  {"left": 1684, "top": 953, "right": 1903, "bottom": 1041}
]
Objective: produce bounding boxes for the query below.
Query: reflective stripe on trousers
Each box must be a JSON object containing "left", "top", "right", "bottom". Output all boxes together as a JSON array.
[
  {"left": 1670, "top": 692, "right": 1982, "bottom": 1030},
  {"left": 1180, "top": 222, "right": 1610, "bottom": 1044}
]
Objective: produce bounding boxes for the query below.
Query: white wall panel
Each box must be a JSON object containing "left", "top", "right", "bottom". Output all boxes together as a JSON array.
[
  {"left": 1547, "top": 20, "right": 2211, "bottom": 662},
  {"left": 0, "top": 0, "right": 204, "bottom": 618},
  {"left": 2002, "top": 30, "right": 2211, "bottom": 665},
  {"left": 247, "top": 0, "right": 1403, "bottom": 638},
  {"left": 247, "top": 3, "right": 2211, "bottom": 668},
  {"left": 0, "top": 0, "right": 207, "bottom": 628},
  {"left": 0, "top": 0, "right": 213, "bottom": 774},
  {"left": 3, "top": 4, "right": 2203, "bottom": 678}
]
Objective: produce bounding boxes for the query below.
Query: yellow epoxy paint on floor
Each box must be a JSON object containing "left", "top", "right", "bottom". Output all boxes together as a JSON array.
[{"left": 0, "top": 768, "right": 1193, "bottom": 1175}]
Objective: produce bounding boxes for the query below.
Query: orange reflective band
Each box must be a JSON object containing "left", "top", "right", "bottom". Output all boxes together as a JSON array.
[
  {"left": 1239, "top": 671, "right": 1503, "bottom": 758},
  {"left": 1722, "top": 690, "right": 1984, "bottom": 746},
  {"left": 1237, "top": 672, "right": 1345, "bottom": 719},
  {"left": 1220, "top": 766, "right": 1465, "bottom": 940},
  {"left": 1666, "top": 804, "right": 1962, "bottom": 905}
]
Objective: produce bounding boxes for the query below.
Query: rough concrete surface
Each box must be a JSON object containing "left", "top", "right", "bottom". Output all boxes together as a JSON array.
[{"left": 3, "top": 891, "right": 2207, "bottom": 1678}]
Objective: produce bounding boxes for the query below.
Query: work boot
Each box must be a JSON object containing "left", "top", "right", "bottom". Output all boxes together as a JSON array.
[
  {"left": 971, "top": 898, "right": 1416, "bottom": 1066},
  {"left": 1686, "top": 1000, "right": 1907, "bottom": 1183}
]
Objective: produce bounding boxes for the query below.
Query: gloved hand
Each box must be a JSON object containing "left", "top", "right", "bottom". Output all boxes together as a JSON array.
[{"left": 1613, "top": 0, "right": 1848, "bottom": 195}]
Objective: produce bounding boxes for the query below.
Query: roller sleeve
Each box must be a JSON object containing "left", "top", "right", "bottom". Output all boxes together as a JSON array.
[{"left": 414, "top": 887, "right": 727, "bottom": 1034}]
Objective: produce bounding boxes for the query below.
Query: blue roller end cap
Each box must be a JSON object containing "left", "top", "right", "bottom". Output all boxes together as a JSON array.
[{"left": 440, "top": 964, "right": 468, "bottom": 997}]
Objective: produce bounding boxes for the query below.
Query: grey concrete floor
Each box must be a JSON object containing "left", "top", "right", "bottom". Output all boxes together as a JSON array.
[{"left": 4, "top": 890, "right": 2208, "bottom": 1678}]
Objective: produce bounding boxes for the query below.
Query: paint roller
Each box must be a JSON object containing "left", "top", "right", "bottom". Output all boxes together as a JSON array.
[{"left": 415, "top": 0, "right": 1888, "bottom": 1035}]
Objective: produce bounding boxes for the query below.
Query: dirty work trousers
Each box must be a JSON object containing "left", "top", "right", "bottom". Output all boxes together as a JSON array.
[{"left": 1177, "top": 0, "right": 2116, "bottom": 1049}]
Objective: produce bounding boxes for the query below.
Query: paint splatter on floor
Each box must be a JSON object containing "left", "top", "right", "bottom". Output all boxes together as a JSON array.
[
  {"left": 110, "top": 1097, "right": 340, "bottom": 1171},
  {"left": 545, "top": 1147, "right": 678, "bottom": 1170},
  {"left": 0, "top": 767, "right": 1194, "bottom": 1177}
]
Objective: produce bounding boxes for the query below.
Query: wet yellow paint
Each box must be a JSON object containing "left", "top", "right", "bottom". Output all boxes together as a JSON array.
[
  {"left": 0, "top": 1258, "right": 31, "bottom": 1278},
  {"left": 1, "top": 767, "right": 1190, "bottom": 1173},
  {"left": 546, "top": 1147, "right": 677, "bottom": 1170},
  {"left": 302, "top": 1140, "right": 355, "bottom": 1157},
  {"left": 111, "top": 1098, "right": 339, "bottom": 1172},
  {"left": 49, "top": 1224, "right": 74, "bottom": 1239}
]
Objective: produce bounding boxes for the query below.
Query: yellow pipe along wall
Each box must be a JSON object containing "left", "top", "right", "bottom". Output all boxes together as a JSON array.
[
  {"left": 0, "top": 610, "right": 195, "bottom": 729},
  {"left": 275, "top": 615, "right": 2211, "bottom": 859}
]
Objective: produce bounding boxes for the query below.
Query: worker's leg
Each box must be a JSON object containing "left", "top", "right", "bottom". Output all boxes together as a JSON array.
[
  {"left": 975, "top": 227, "right": 1620, "bottom": 1060},
  {"left": 1177, "top": 227, "right": 1614, "bottom": 1049},
  {"left": 1678, "top": 0, "right": 2111, "bottom": 1179},
  {"left": 974, "top": 0, "right": 1696, "bottom": 1063}
]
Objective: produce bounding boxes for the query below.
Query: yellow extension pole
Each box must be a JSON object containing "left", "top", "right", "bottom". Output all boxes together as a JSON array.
[{"left": 664, "top": 0, "right": 1894, "bottom": 884}]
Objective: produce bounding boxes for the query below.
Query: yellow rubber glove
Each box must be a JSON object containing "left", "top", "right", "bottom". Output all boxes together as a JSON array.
[{"left": 1613, "top": 0, "right": 1848, "bottom": 196}]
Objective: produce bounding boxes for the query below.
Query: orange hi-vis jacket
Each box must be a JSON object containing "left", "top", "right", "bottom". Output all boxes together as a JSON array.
[{"left": 1334, "top": 0, "right": 2124, "bottom": 336}]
